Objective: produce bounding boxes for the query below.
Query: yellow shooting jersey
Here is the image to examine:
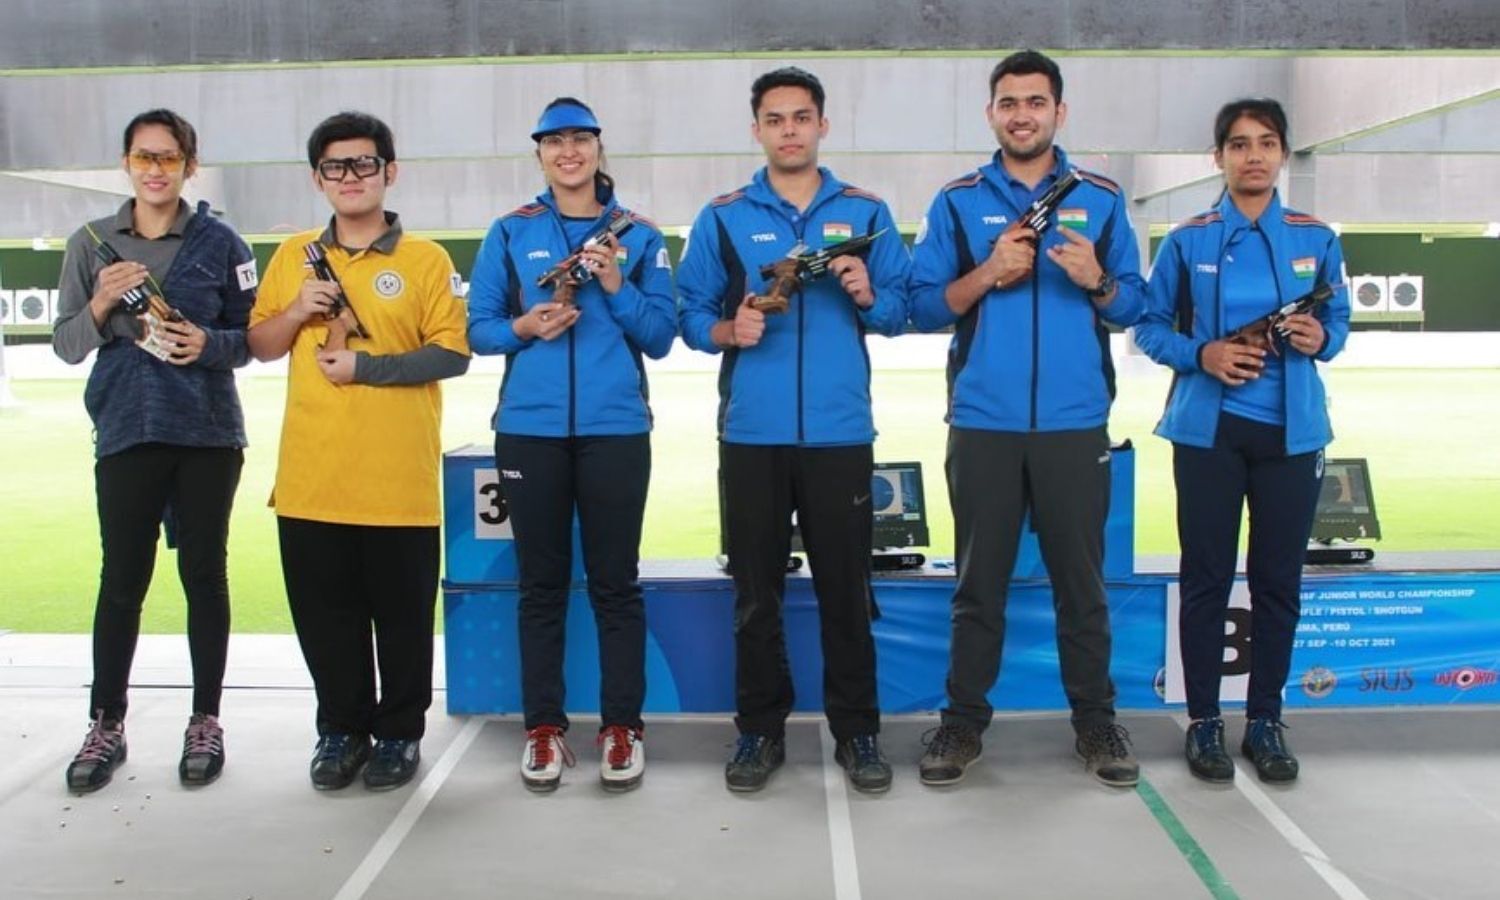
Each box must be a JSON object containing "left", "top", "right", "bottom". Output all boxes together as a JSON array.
[{"left": 251, "top": 223, "right": 469, "bottom": 526}]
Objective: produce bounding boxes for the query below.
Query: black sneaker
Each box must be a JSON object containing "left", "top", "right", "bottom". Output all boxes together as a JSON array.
[
  {"left": 1185, "top": 717, "right": 1234, "bottom": 783},
  {"left": 1242, "top": 718, "right": 1299, "bottom": 783},
  {"left": 834, "top": 734, "right": 892, "bottom": 793},
  {"left": 179, "top": 713, "right": 225, "bottom": 787},
  {"left": 66, "top": 716, "right": 127, "bottom": 794},
  {"left": 1075, "top": 722, "right": 1140, "bottom": 787},
  {"left": 363, "top": 739, "right": 421, "bottom": 791},
  {"left": 309, "top": 733, "right": 371, "bottom": 791},
  {"left": 724, "top": 734, "right": 785, "bottom": 793},
  {"left": 918, "top": 723, "right": 982, "bottom": 786}
]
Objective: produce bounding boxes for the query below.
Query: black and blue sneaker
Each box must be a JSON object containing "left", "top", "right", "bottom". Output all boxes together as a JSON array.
[
  {"left": 363, "top": 739, "right": 421, "bottom": 791},
  {"left": 724, "top": 733, "right": 785, "bottom": 793},
  {"left": 1242, "top": 718, "right": 1299, "bottom": 783},
  {"left": 309, "top": 733, "right": 371, "bottom": 791},
  {"left": 834, "top": 734, "right": 892, "bottom": 793},
  {"left": 1185, "top": 717, "right": 1235, "bottom": 783}
]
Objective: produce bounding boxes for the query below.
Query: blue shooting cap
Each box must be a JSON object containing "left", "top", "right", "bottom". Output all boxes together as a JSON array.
[{"left": 531, "top": 102, "right": 602, "bottom": 142}]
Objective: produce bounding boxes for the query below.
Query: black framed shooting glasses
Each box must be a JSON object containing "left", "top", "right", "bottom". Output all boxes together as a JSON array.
[{"left": 317, "top": 155, "right": 386, "bottom": 181}]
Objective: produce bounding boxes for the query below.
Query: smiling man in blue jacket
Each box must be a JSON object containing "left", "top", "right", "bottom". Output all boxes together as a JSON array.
[
  {"left": 910, "top": 50, "right": 1146, "bottom": 789},
  {"left": 678, "top": 66, "right": 911, "bottom": 795}
]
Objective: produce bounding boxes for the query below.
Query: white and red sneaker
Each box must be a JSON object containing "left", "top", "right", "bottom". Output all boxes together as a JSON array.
[
  {"left": 521, "top": 724, "right": 574, "bottom": 792},
  {"left": 598, "top": 724, "right": 645, "bottom": 792}
]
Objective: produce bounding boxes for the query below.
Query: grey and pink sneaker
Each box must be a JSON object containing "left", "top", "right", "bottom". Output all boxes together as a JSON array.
[
  {"left": 66, "top": 715, "right": 127, "bottom": 794},
  {"left": 179, "top": 713, "right": 225, "bottom": 786}
]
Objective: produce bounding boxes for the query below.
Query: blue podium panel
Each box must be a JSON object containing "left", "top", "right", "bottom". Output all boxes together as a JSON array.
[
  {"left": 443, "top": 444, "right": 583, "bottom": 585},
  {"left": 443, "top": 572, "right": 1167, "bottom": 715},
  {"left": 1010, "top": 444, "right": 1134, "bottom": 581}
]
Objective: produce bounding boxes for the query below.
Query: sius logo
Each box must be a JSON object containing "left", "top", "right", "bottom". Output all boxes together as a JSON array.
[
  {"left": 982, "top": 215, "right": 1009, "bottom": 226},
  {"left": 526, "top": 250, "right": 552, "bottom": 260},
  {"left": 1359, "top": 668, "right": 1415, "bottom": 692},
  {"left": 1435, "top": 666, "right": 1499, "bottom": 690},
  {"left": 1195, "top": 263, "right": 1218, "bottom": 274},
  {"left": 750, "top": 232, "right": 778, "bottom": 243}
]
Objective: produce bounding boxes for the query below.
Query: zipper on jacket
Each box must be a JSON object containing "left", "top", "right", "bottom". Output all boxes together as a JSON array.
[
  {"left": 1029, "top": 275, "right": 1040, "bottom": 430},
  {"left": 568, "top": 327, "right": 577, "bottom": 437}
]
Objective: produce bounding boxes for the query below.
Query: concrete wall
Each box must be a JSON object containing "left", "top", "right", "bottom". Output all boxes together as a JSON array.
[{"left": 2, "top": 0, "right": 1497, "bottom": 68}]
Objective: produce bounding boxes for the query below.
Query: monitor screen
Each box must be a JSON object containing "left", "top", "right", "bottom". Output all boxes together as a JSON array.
[{"left": 1312, "top": 457, "right": 1381, "bottom": 542}]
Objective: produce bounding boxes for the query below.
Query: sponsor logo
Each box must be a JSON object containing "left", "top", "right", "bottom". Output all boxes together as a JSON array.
[
  {"left": 981, "top": 215, "right": 1009, "bottom": 226},
  {"left": 526, "top": 249, "right": 552, "bottom": 260},
  {"left": 1292, "top": 256, "right": 1317, "bottom": 279},
  {"left": 1301, "top": 666, "right": 1338, "bottom": 699},
  {"left": 373, "top": 270, "right": 404, "bottom": 298},
  {"left": 750, "top": 232, "right": 778, "bottom": 244},
  {"left": 1358, "top": 668, "right": 1415, "bottom": 692},
  {"left": 235, "top": 259, "right": 259, "bottom": 291},
  {"left": 449, "top": 272, "right": 465, "bottom": 297},
  {"left": 499, "top": 469, "right": 523, "bottom": 480},
  {"left": 852, "top": 493, "right": 870, "bottom": 507},
  {"left": 1194, "top": 263, "right": 1218, "bottom": 274},
  {"left": 1435, "top": 666, "right": 1499, "bottom": 691},
  {"left": 655, "top": 247, "right": 671, "bottom": 270}
]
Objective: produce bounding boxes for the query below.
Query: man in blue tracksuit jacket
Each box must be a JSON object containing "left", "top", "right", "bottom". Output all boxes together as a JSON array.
[
  {"left": 909, "top": 51, "right": 1145, "bottom": 789},
  {"left": 677, "top": 67, "right": 910, "bottom": 794}
]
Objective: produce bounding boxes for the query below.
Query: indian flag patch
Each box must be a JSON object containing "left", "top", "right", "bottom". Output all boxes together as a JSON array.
[
  {"left": 823, "top": 222, "right": 853, "bottom": 244},
  {"left": 1057, "top": 209, "right": 1088, "bottom": 231},
  {"left": 614, "top": 245, "right": 630, "bottom": 264},
  {"left": 1292, "top": 257, "right": 1316, "bottom": 279}
]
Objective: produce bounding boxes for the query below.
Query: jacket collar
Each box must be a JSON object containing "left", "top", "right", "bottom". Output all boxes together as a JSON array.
[
  {"left": 536, "top": 184, "right": 620, "bottom": 231},
  {"left": 746, "top": 165, "right": 846, "bottom": 216},
  {"left": 1216, "top": 188, "right": 1284, "bottom": 235},
  {"left": 980, "top": 145, "right": 1072, "bottom": 202}
]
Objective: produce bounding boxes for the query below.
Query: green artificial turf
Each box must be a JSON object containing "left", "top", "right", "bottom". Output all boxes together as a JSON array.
[{"left": 1, "top": 367, "right": 1496, "bottom": 633}]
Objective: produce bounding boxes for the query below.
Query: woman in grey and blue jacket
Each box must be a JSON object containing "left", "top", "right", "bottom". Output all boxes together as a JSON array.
[
  {"left": 52, "top": 109, "right": 257, "bottom": 794},
  {"left": 1135, "top": 98, "right": 1350, "bottom": 786}
]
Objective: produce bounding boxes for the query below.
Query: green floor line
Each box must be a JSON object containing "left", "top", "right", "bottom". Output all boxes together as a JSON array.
[{"left": 1136, "top": 777, "right": 1241, "bottom": 900}]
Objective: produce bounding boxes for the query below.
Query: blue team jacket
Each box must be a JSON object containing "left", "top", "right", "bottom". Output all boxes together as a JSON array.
[
  {"left": 467, "top": 187, "right": 677, "bottom": 437},
  {"left": 1134, "top": 191, "right": 1350, "bottom": 455},
  {"left": 677, "top": 167, "right": 911, "bottom": 446},
  {"left": 909, "top": 147, "right": 1146, "bottom": 433}
]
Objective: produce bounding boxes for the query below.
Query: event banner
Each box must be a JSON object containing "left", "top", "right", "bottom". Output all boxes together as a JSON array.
[{"left": 1165, "top": 573, "right": 1500, "bottom": 707}]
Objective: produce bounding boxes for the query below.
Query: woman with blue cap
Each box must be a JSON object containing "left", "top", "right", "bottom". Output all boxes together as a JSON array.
[{"left": 467, "top": 97, "right": 677, "bottom": 792}]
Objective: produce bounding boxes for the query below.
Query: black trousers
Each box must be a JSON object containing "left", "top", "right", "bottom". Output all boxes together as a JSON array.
[
  {"left": 1175, "top": 413, "right": 1322, "bottom": 721},
  {"left": 494, "top": 432, "right": 650, "bottom": 732},
  {"left": 720, "top": 442, "right": 879, "bottom": 741},
  {"left": 942, "top": 426, "right": 1117, "bottom": 736},
  {"left": 90, "top": 443, "right": 242, "bottom": 721},
  {"left": 278, "top": 517, "right": 438, "bottom": 740}
]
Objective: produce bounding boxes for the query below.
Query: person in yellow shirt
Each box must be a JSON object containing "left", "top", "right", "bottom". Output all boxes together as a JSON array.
[{"left": 248, "top": 111, "right": 470, "bottom": 792}]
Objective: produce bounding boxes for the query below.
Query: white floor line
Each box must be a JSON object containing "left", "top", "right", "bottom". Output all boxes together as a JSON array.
[
  {"left": 1172, "top": 715, "right": 1371, "bottom": 900},
  {"left": 818, "top": 726, "right": 863, "bottom": 900},
  {"left": 1231, "top": 773, "right": 1373, "bottom": 900},
  {"left": 331, "top": 717, "right": 485, "bottom": 900}
]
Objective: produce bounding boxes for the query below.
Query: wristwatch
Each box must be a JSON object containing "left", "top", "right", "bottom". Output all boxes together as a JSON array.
[{"left": 1086, "top": 271, "right": 1116, "bottom": 300}]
